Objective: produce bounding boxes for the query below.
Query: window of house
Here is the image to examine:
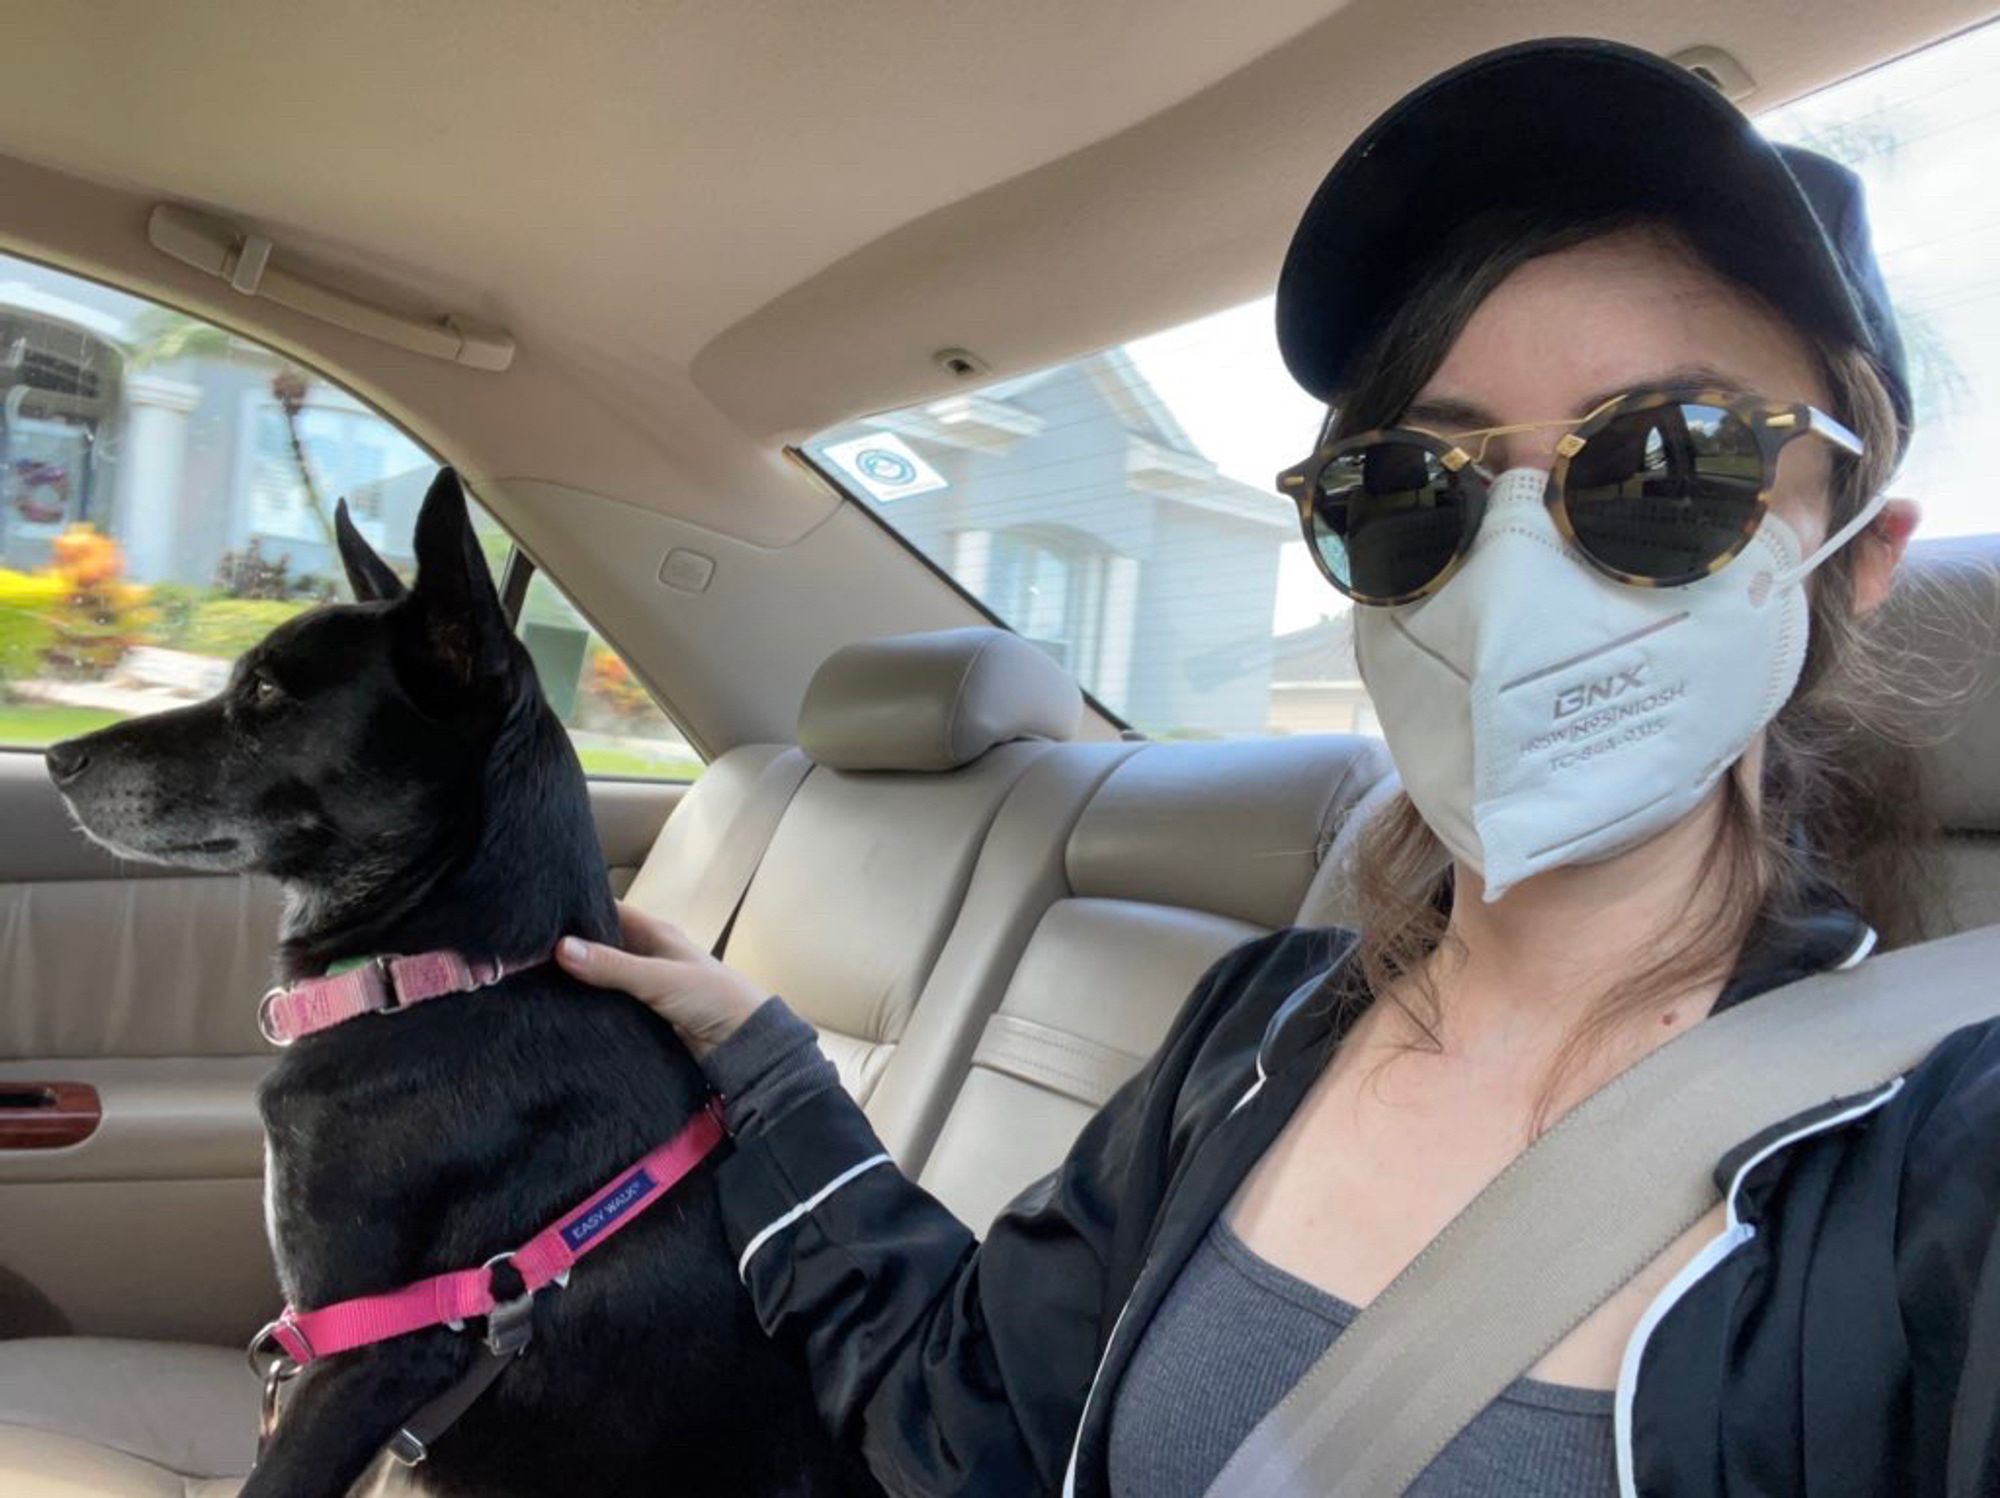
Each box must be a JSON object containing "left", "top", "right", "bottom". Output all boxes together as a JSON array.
[
  {"left": 806, "top": 25, "right": 1999, "bottom": 741},
  {"left": 0, "top": 252, "right": 698, "bottom": 780}
]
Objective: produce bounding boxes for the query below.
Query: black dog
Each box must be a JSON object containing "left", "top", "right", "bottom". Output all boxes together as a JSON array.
[{"left": 46, "top": 471, "right": 879, "bottom": 1497}]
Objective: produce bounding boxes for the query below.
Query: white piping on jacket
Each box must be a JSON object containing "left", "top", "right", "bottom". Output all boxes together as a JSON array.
[
  {"left": 1228, "top": 1065, "right": 1267, "bottom": 1118},
  {"left": 1063, "top": 973, "right": 1311, "bottom": 1493},
  {"left": 1068, "top": 1016, "right": 1289, "bottom": 1492},
  {"left": 1611, "top": 1075, "right": 1904, "bottom": 1497},
  {"left": 735, "top": 1152, "right": 892, "bottom": 1282},
  {"left": 1062, "top": 1296, "right": 1134, "bottom": 1497},
  {"left": 1839, "top": 925, "right": 1880, "bottom": 969}
]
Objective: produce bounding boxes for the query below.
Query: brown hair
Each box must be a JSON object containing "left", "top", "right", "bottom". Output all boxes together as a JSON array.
[{"left": 1326, "top": 212, "right": 1970, "bottom": 1126}]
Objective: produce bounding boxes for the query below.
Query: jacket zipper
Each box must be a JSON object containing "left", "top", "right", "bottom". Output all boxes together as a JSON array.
[{"left": 1611, "top": 1076, "right": 1905, "bottom": 1498}]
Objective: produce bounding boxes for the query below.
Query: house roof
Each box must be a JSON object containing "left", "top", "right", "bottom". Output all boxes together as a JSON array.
[
  {"left": 1270, "top": 611, "right": 1358, "bottom": 682},
  {"left": 0, "top": 282, "right": 129, "bottom": 346}
]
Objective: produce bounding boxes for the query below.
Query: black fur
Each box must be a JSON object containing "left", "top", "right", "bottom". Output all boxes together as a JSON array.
[{"left": 47, "top": 472, "right": 878, "bottom": 1497}]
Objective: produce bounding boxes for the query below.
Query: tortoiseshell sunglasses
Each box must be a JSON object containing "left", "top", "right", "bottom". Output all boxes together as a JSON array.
[{"left": 1275, "top": 386, "right": 1864, "bottom": 607}]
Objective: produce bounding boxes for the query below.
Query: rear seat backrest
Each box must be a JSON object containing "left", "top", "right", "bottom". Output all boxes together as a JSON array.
[
  {"left": 626, "top": 628, "right": 1086, "bottom": 1158},
  {"left": 623, "top": 743, "right": 811, "bottom": 951},
  {"left": 861, "top": 739, "right": 1142, "bottom": 1170},
  {"left": 918, "top": 734, "right": 1391, "bottom": 1230},
  {"left": 1896, "top": 538, "right": 2000, "bottom": 933},
  {"left": 723, "top": 743, "right": 1046, "bottom": 1103}
]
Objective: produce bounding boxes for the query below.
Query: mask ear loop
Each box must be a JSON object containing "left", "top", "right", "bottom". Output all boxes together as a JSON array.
[{"left": 1774, "top": 488, "right": 1891, "bottom": 588}]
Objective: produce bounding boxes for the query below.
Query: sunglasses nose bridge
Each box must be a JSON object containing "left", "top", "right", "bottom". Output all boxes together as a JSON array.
[
  {"left": 1507, "top": 429, "right": 1565, "bottom": 473},
  {"left": 1452, "top": 413, "right": 1581, "bottom": 474}
]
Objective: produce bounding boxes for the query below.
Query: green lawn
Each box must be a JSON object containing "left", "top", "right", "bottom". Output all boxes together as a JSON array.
[
  {"left": 574, "top": 745, "right": 702, "bottom": 782},
  {"left": 0, "top": 703, "right": 126, "bottom": 749}
]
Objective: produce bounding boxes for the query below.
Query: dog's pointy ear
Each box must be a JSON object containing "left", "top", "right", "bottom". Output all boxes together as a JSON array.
[
  {"left": 335, "top": 498, "right": 406, "bottom": 602},
  {"left": 408, "top": 468, "right": 514, "bottom": 689}
]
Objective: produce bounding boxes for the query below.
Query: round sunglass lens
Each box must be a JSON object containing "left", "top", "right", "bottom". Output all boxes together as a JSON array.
[
  {"left": 1312, "top": 442, "right": 1470, "bottom": 602},
  {"left": 1562, "top": 403, "right": 1766, "bottom": 583}
]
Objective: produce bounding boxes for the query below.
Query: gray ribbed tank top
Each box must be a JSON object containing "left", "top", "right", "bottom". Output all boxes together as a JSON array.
[{"left": 1107, "top": 1220, "right": 1618, "bottom": 1498}]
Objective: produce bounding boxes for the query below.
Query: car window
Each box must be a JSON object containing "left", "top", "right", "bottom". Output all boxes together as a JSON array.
[
  {"left": 517, "top": 571, "right": 704, "bottom": 781},
  {"left": 805, "top": 342, "right": 1342, "bottom": 741},
  {"left": 1757, "top": 22, "right": 1999, "bottom": 539},
  {"left": 805, "top": 26, "right": 1996, "bottom": 742},
  {"left": 0, "top": 251, "right": 700, "bottom": 780}
]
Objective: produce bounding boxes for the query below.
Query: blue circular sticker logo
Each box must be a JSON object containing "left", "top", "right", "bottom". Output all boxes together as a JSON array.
[{"left": 856, "top": 448, "right": 916, "bottom": 486}]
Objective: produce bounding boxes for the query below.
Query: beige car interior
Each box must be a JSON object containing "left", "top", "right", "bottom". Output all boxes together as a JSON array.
[
  {"left": 3, "top": 0, "right": 1998, "bottom": 1494},
  {"left": 7, "top": 547, "right": 1999, "bottom": 1492}
]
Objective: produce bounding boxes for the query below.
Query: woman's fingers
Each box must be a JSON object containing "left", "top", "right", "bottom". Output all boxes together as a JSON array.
[
  {"left": 614, "top": 901, "right": 699, "bottom": 960},
  {"left": 563, "top": 903, "right": 772, "bottom": 1059},
  {"left": 557, "top": 933, "right": 683, "bottom": 999}
]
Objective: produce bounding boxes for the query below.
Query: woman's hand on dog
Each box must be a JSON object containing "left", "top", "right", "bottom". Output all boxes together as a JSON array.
[{"left": 558, "top": 903, "right": 769, "bottom": 1059}]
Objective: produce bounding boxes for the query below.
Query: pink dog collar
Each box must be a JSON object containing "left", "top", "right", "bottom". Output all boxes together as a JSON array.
[{"left": 259, "top": 949, "right": 545, "bottom": 1045}]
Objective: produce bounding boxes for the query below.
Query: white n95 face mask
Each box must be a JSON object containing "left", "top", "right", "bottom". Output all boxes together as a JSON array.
[{"left": 1354, "top": 466, "right": 1885, "bottom": 901}]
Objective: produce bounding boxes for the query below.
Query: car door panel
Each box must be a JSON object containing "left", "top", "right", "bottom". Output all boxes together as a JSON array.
[{"left": 0, "top": 753, "right": 685, "bottom": 1344}]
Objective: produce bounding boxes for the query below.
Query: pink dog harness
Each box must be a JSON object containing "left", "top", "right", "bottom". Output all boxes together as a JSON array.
[
  {"left": 247, "top": 946, "right": 730, "bottom": 1466},
  {"left": 254, "top": 1097, "right": 726, "bottom": 1368}
]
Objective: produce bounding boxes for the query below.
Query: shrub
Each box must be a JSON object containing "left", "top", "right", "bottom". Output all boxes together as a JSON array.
[
  {"left": 41, "top": 526, "right": 152, "bottom": 680},
  {"left": 581, "top": 648, "right": 656, "bottom": 723},
  {"left": 179, "top": 598, "right": 313, "bottom": 659},
  {"left": 140, "top": 582, "right": 205, "bottom": 650},
  {"left": 0, "top": 569, "right": 62, "bottom": 683},
  {"left": 212, "top": 538, "right": 336, "bottom": 603}
]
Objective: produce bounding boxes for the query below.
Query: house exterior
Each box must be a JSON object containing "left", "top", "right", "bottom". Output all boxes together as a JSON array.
[
  {"left": 0, "top": 258, "right": 433, "bottom": 588},
  {"left": 812, "top": 351, "right": 1298, "bottom": 738},
  {"left": 1266, "top": 612, "right": 1375, "bottom": 736},
  {"left": 5, "top": 257, "right": 1359, "bottom": 746}
]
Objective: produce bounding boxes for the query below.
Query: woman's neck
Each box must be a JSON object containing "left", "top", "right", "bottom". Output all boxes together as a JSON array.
[{"left": 1421, "top": 784, "right": 1735, "bottom": 1060}]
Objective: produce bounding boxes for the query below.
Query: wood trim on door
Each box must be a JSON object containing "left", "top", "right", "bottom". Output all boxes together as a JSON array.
[{"left": 0, "top": 1082, "right": 103, "bottom": 1149}]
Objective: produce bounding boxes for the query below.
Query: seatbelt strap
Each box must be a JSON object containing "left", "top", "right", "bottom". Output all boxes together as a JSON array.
[
  {"left": 624, "top": 746, "right": 812, "bottom": 956},
  {"left": 1205, "top": 922, "right": 2000, "bottom": 1498},
  {"left": 697, "top": 747, "right": 811, "bottom": 957}
]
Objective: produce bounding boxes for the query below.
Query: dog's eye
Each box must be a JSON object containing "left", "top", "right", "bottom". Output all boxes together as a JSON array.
[{"left": 249, "top": 673, "right": 286, "bottom": 709}]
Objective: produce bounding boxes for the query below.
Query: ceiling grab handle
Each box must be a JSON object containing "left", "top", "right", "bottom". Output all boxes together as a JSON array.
[
  {"left": 228, "top": 231, "right": 273, "bottom": 295},
  {"left": 146, "top": 204, "right": 514, "bottom": 373}
]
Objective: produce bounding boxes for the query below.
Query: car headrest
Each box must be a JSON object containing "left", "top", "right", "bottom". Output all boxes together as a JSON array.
[
  {"left": 798, "top": 627, "right": 1084, "bottom": 773},
  {"left": 1891, "top": 538, "right": 2000, "bottom": 834},
  {"left": 1068, "top": 735, "right": 1396, "bottom": 929}
]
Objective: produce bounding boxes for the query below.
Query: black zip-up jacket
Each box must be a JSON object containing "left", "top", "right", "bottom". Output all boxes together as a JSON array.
[{"left": 710, "top": 912, "right": 2000, "bottom": 1496}]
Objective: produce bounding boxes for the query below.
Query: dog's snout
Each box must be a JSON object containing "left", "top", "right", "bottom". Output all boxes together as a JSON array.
[{"left": 44, "top": 739, "right": 92, "bottom": 786}]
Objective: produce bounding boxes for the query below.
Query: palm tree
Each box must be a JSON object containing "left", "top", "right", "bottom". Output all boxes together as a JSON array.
[{"left": 125, "top": 309, "right": 338, "bottom": 549}]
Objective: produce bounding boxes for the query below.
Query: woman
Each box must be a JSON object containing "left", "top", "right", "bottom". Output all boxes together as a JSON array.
[{"left": 559, "top": 39, "right": 2000, "bottom": 1497}]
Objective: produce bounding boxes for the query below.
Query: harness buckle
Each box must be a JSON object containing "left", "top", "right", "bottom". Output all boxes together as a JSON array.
[
  {"left": 486, "top": 1291, "right": 536, "bottom": 1358},
  {"left": 247, "top": 1319, "right": 304, "bottom": 1453},
  {"left": 387, "top": 1427, "right": 430, "bottom": 1467},
  {"left": 247, "top": 1314, "right": 312, "bottom": 1372},
  {"left": 478, "top": 1252, "right": 537, "bottom": 1358},
  {"left": 370, "top": 954, "right": 404, "bottom": 1011},
  {"left": 257, "top": 1354, "right": 300, "bottom": 1449}
]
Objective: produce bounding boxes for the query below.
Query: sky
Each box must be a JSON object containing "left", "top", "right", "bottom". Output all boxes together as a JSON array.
[{"left": 1124, "top": 20, "right": 2000, "bottom": 635}]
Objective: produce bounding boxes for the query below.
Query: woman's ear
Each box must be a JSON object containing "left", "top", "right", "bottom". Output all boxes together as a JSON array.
[{"left": 1850, "top": 497, "right": 1919, "bottom": 615}]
